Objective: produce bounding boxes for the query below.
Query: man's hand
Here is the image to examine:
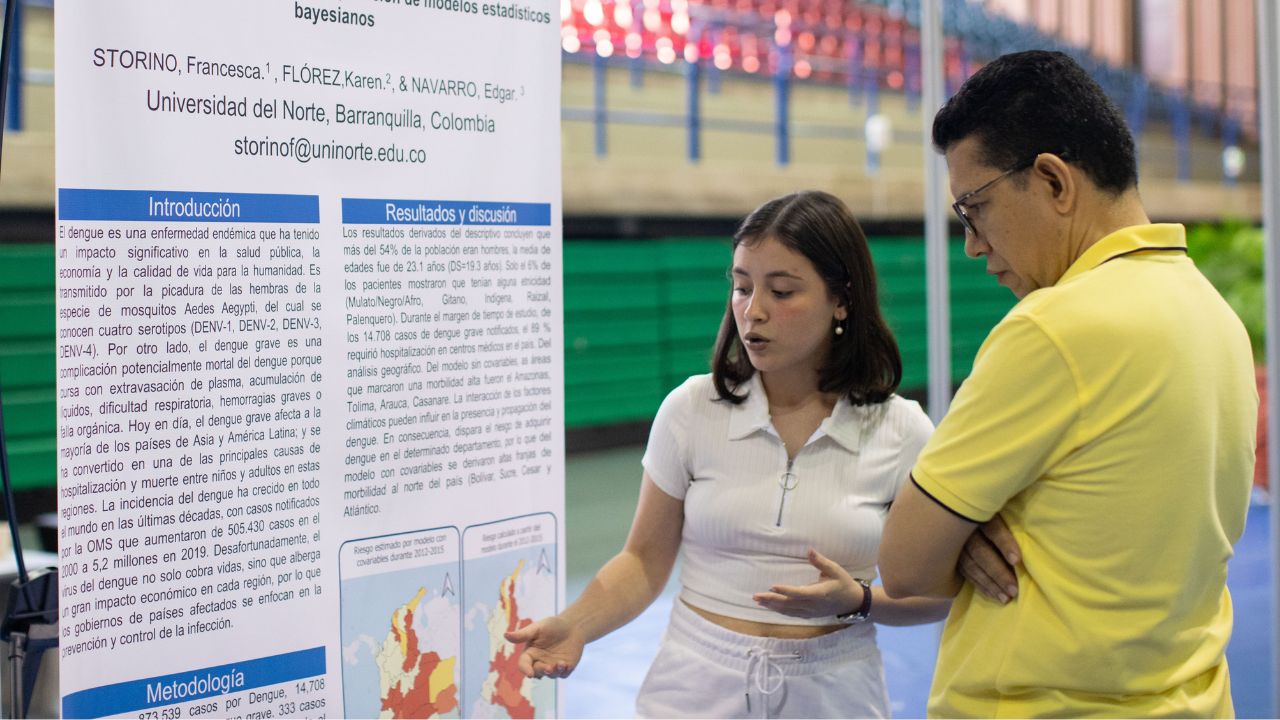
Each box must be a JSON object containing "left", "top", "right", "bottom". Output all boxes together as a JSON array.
[{"left": 958, "top": 515, "right": 1021, "bottom": 603}]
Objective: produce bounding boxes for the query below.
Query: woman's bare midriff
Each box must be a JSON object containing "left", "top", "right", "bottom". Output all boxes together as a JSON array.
[{"left": 683, "top": 600, "right": 846, "bottom": 639}]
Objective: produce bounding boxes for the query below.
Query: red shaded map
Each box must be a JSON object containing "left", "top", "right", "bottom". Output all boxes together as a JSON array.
[
  {"left": 380, "top": 604, "right": 459, "bottom": 718},
  {"left": 487, "top": 569, "right": 536, "bottom": 719}
]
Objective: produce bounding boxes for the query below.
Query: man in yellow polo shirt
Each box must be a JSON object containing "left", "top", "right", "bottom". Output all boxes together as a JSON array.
[{"left": 879, "top": 51, "right": 1258, "bottom": 717}]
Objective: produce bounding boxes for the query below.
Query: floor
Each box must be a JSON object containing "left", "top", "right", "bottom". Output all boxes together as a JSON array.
[{"left": 560, "top": 446, "right": 1276, "bottom": 718}]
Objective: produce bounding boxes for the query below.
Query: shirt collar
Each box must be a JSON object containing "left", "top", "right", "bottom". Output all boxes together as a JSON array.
[
  {"left": 818, "top": 398, "right": 866, "bottom": 453},
  {"left": 726, "top": 373, "right": 772, "bottom": 440},
  {"left": 726, "top": 373, "right": 864, "bottom": 453},
  {"left": 1056, "top": 223, "right": 1186, "bottom": 286}
]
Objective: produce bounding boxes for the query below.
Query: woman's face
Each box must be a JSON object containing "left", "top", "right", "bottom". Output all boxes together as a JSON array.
[{"left": 731, "top": 235, "right": 846, "bottom": 380}]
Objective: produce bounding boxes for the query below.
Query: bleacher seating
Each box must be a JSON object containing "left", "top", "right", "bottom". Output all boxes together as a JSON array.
[{"left": 562, "top": 0, "right": 1245, "bottom": 141}]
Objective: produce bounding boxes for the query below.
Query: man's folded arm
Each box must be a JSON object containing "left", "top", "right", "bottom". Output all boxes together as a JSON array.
[{"left": 880, "top": 477, "right": 981, "bottom": 599}]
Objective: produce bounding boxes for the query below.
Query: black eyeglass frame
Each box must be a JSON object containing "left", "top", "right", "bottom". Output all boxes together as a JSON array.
[{"left": 950, "top": 157, "right": 1038, "bottom": 237}]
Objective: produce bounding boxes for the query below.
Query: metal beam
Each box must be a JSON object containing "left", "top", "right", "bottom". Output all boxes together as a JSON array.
[
  {"left": 1257, "top": 0, "right": 1280, "bottom": 715},
  {"left": 921, "top": 0, "right": 950, "bottom": 423}
]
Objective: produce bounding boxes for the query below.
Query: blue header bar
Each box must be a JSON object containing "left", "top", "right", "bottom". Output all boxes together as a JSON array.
[
  {"left": 61, "top": 646, "right": 325, "bottom": 719},
  {"left": 342, "top": 198, "right": 551, "bottom": 226},
  {"left": 58, "top": 189, "right": 320, "bottom": 223}
]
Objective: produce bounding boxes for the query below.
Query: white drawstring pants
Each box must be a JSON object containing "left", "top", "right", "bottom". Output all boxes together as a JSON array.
[{"left": 635, "top": 600, "right": 890, "bottom": 719}]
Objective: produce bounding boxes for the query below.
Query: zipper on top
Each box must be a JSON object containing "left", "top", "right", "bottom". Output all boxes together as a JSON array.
[{"left": 775, "top": 455, "right": 797, "bottom": 527}]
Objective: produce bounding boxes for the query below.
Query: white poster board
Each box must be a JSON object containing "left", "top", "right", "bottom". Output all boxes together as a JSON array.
[{"left": 54, "top": 3, "right": 563, "bottom": 717}]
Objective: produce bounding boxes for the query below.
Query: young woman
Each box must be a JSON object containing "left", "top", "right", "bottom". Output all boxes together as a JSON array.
[{"left": 508, "top": 191, "right": 948, "bottom": 718}]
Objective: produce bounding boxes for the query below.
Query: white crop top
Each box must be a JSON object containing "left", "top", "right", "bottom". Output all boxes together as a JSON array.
[{"left": 642, "top": 373, "right": 934, "bottom": 625}]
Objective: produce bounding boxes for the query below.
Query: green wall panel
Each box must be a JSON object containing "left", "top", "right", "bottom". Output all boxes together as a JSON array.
[
  {"left": 0, "top": 238, "right": 1017, "bottom": 485},
  {"left": 0, "top": 247, "right": 54, "bottom": 290},
  {"left": 563, "top": 236, "right": 1015, "bottom": 428},
  {"left": 0, "top": 244, "right": 56, "bottom": 491},
  {"left": 564, "top": 241, "right": 667, "bottom": 427}
]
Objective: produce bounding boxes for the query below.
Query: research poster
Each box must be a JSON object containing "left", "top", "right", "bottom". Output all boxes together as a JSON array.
[{"left": 54, "top": 2, "right": 563, "bottom": 717}]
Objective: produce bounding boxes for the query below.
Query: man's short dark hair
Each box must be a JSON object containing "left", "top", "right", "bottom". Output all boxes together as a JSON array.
[{"left": 932, "top": 50, "right": 1138, "bottom": 194}]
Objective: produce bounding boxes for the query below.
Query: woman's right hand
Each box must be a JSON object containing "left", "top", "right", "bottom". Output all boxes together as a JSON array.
[
  {"left": 504, "top": 615, "right": 586, "bottom": 679},
  {"left": 502, "top": 473, "right": 682, "bottom": 680}
]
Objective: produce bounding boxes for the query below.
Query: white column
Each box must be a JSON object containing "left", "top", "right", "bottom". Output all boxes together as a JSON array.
[
  {"left": 921, "top": 0, "right": 951, "bottom": 423},
  {"left": 1257, "top": 0, "right": 1280, "bottom": 715}
]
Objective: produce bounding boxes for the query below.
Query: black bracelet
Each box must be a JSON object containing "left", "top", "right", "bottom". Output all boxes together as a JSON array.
[{"left": 835, "top": 579, "right": 872, "bottom": 624}]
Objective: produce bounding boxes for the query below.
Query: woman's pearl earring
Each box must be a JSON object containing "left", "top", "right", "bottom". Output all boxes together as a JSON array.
[{"left": 834, "top": 324, "right": 844, "bottom": 336}]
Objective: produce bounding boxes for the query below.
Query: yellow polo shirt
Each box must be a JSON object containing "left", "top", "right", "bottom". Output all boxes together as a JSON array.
[{"left": 913, "top": 224, "right": 1257, "bottom": 718}]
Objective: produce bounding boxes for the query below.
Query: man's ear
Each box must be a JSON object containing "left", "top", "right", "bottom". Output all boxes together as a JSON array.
[{"left": 1033, "top": 152, "right": 1076, "bottom": 215}]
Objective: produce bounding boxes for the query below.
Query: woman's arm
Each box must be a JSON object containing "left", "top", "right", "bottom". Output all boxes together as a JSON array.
[
  {"left": 506, "top": 472, "right": 683, "bottom": 678},
  {"left": 559, "top": 472, "right": 684, "bottom": 639}
]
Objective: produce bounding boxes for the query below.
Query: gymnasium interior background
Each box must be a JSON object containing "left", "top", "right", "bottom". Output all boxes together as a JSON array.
[{"left": 0, "top": 0, "right": 1271, "bottom": 716}]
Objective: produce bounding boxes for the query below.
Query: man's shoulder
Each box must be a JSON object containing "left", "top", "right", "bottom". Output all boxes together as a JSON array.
[
  {"left": 1000, "top": 268, "right": 1148, "bottom": 346},
  {"left": 962, "top": 306, "right": 1078, "bottom": 404}
]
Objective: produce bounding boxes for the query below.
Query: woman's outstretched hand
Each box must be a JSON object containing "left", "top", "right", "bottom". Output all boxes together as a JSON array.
[
  {"left": 504, "top": 615, "right": 586, "bottom": 679},
  {"left": 752, "top": 548, "right": 860, "bottom": 619}
]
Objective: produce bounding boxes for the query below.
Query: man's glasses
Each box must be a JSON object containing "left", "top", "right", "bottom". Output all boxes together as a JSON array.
[{"left": 951, "top": 158, "right": 1036, "bottom": 237}]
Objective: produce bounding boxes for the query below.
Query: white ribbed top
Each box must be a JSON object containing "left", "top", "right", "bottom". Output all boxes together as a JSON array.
[{"left": 643, "top": 373, "right": 933, "bottom": 625}]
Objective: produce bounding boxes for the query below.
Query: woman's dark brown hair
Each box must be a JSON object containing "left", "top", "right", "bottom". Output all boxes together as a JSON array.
[{"left": 711, "top": 190, "right": 902, "bottom": 405}]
